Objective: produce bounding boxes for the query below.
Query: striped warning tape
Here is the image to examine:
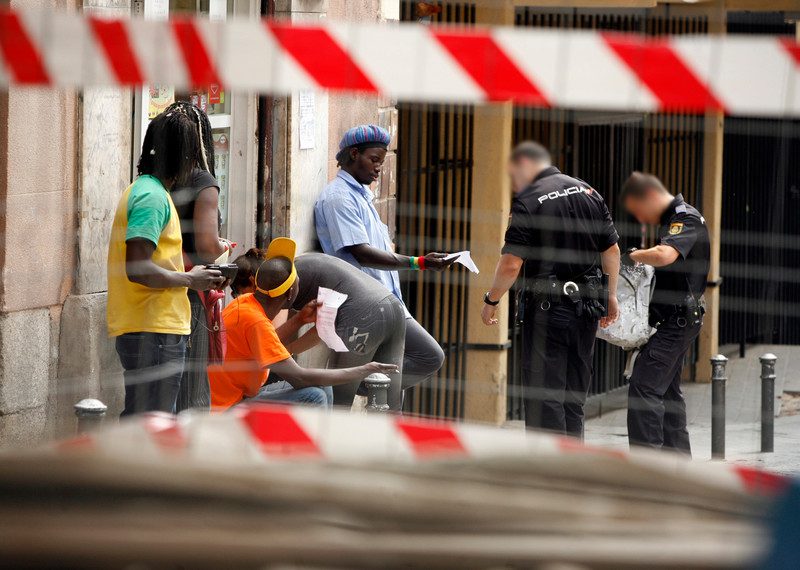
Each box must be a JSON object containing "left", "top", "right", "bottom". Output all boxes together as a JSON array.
[
  {"left": 0, "top": 8, "right": 799, "bottom": 116},
  {"left": 55, "top": 404, "right": 789, "bottom": 498}
]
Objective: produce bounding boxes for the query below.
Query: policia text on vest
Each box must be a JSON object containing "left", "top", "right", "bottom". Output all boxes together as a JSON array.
[{"left": 483, "top": 155, "right": 621, "bottom": 438}]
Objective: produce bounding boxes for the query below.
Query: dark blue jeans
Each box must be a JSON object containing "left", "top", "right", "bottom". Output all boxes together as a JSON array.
[{"left": 116, "top": 332, "right": 188, "bottom": 416}]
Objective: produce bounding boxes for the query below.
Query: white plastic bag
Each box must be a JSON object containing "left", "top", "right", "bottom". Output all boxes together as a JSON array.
[{"left": 597, "top": 264, "right": 655, "bottom": 350}]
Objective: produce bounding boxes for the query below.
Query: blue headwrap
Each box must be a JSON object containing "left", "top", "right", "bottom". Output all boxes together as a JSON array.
[{"left": 336, "top": 124, "right": 391, "bottom": 164}]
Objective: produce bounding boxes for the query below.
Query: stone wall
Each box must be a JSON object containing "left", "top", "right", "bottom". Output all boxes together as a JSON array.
[
  {"left": 0, "top": 0, "right": 129, "bottom": 447},
  {"left": 0, "top": 77, "right": 80, "bottom": 445}
]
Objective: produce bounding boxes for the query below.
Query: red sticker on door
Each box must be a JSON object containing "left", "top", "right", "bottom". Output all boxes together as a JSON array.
[{"left": 208, "top": 83, "right": 221, "bottom": 105}]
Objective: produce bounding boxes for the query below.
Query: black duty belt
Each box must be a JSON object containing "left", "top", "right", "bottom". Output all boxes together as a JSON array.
[
  {"left": 651, "top": 295, "right": 706, "bottom": 328},
  {"left": 532, "top": 278, "right": 582, "bottom": 309},
  {"left": 530, "top": 276, "right": 604, "bottom": 306},
  {"left": 523, "top": 274, "right": 608, "bottom": 320}
]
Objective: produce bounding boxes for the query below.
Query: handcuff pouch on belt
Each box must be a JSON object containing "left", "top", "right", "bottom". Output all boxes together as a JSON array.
[{"left": 650, "top": 295, "right": 705, "bottom": 328}]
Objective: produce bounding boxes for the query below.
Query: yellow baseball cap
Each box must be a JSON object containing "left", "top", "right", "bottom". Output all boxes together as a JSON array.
[
  {"left": 265, "top": 237, "right": 297, "bottom": 263},
  {"left": 255, "top": 237, "right": 297, "bottom": 297}
]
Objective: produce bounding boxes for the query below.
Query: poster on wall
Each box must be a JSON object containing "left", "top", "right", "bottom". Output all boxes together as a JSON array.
[
  {"left": 299, "top": 91, "right": 315, "bottom": 150},
  {"left": 208, "top": 84, "right": 222, "bottom": 105},
  {"left": 209, "top": 0, "right": 227, "bottom": 21},
  {"left": 144, "top": 0, "right": 168, "bottom": 20},
  {"left": 148, "top": 85, "right": 174, "bottom": 119}
]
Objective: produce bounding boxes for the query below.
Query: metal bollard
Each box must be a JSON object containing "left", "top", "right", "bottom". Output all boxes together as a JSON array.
[
  {"left": 710, "top": 355, "right": 728, "bottom": 460},
  {"left": 760, "top": 353, "right": 777, "bottom": 453},
  {"left": 363, "top": 373, "right": 391, "bottom": 413},
  {"left": 74, "top": 398, "right": 107, "bottom": 434}
]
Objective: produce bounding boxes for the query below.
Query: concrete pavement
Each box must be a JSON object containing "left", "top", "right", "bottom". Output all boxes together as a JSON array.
[{"left": 584, "top": 344, "right": 800, "bottom": 475}]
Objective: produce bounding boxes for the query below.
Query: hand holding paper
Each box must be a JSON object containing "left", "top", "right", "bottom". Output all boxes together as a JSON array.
[
  {"left": 316, "top": 287, "right": 349, "bottom": 352},
  {"left": 445, "top": 251, "right": 480, "bottom": 274}
]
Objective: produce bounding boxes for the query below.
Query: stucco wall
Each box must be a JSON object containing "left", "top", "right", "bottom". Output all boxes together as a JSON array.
[
  {"left": 327, "top": 1, "right": 399, "bottom": 240},
  {"left": 272, "top": 0, "right": 399, "bottom": 252}
]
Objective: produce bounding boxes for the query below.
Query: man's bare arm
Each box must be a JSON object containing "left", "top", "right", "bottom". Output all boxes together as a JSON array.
[
  {"left": 600, "top": 243, "right": 620, "bottom": 328},
  {"left": 269, "top": 357, "right": 397, "bottom": 389},
  {"left": 631, "top": 245, "right": 680, "bottom": 267},
  {"left": 487, "top": 254, "right": 523, "bottom": 303}
]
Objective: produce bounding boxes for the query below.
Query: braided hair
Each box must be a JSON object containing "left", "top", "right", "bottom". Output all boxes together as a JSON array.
[
  {"left": 163, "top": 101, "right": 216, "bottom": 177},
  {"left": 137, "top": 109, "right": 201, "bottom": 188},
  {"left": 231, "top": 248, "right": 267, "bottom": 297}
]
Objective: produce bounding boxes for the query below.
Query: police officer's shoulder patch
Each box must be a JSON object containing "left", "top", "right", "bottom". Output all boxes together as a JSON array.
[{"left": 669, "top": 222, "right": 683, "bottom": 235}]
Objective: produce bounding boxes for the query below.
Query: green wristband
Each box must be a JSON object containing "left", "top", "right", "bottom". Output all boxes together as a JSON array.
[{"left": 409, "top": 256, "right": 420, "bottom": 270}]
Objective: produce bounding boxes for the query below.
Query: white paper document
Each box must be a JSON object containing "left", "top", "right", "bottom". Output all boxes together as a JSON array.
[
  {"left": 316, "top": 287, "right": 349, "bottom": 352},
  {"left": 445, "top": 251, "right": 480, "bottom": 274},
  {"left": 298, "top": 91, "right": 316, "bottom": 150}
]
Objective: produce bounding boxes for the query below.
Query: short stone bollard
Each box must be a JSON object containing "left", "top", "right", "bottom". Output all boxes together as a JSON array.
[
  {"left": 363, "top": 373, "right": 391, "bottom": 413},
  {"left": 74, "top": 398, "right": 108, "bottom": 434},
  {"left": 710, "top": 355, "right": 728, "bottom": 460},
  {"left": 760, "top": 353, "right": 777, "bottom": 453}
]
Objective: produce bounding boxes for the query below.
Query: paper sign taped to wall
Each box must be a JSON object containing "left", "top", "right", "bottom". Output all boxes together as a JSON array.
[
  {"left": 316, "top": 287, "right": 348, "bottom": 352},
  {"left": 445, "top": 251, "right": 479, "bottom": 274}
]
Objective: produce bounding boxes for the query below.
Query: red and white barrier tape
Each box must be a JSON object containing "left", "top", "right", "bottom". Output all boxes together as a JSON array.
[
  {"left": 1, "top": 8, "right": 799, "bottom": 117},
  {"left": 56, "top": 404, "right": 790, "bottom": 498}
]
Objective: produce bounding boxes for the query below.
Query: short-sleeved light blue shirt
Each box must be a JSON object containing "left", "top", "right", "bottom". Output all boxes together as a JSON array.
[{"left": 314, "top": 170, "right": 403, "bottom": 302}]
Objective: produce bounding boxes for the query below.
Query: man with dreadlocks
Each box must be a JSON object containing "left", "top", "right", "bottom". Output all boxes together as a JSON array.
[
  {"left": 107, "top": 110, "right": 224, "bottom": 416},
  {"left": 164, "top": 101, "right": 233, "bottom": 413}
]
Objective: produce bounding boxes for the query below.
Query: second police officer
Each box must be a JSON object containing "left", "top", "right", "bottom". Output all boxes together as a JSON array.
[
  {"left": 620, "top": 172, "right": 710, "bottom": 455},
  {"left": 482, "top": 141, "right": 621, "bottom": 438}
]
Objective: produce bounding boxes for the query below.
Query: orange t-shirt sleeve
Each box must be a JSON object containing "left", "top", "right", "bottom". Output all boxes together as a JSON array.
[{"left": 241, "top": 320, "right": 292, "bottom": 397}]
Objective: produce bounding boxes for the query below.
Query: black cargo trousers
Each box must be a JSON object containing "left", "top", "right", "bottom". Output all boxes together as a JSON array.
[
  {"left": 521, "top": 300, "right": 599, "bottom": 438},
  {"left": 627, "top": 315, "right": 702, "bottom": 455}
]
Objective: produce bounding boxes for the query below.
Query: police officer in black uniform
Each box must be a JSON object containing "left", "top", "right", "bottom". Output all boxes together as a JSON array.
[
  {"left": 482, "top": 141, "right": 621, "bottom": 437},
  {"left": 620, "top": 172, "right": 710, "bottom": 454}
]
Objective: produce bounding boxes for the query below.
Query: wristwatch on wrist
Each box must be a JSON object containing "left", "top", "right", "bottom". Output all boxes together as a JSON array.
[{"left": 483, "top": 292, "right": 500, "bottom": 306}]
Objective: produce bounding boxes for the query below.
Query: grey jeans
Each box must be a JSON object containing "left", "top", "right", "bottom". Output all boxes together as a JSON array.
[
  {"left": 401, "top": 316, "right": 446, "bottom": 392},
  {"left": 330, "top": 296, "right": 445, "bottom": 411},
  {"left": 330, "top": 295, "right": 407, "bottom": 410}
]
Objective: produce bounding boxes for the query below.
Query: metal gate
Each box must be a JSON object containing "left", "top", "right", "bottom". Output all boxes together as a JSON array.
[
  {"left": 720, "top": 118, "right": 800, "bottom": 350},
  {"left": 396, "top": 0, "right": 475, "bottom": 419},
  {"left": 718, "top": 16, "right": 800, "bottom": 352}
]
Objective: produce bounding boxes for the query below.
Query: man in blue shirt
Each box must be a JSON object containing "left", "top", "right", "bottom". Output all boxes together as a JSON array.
[{"left": 315, "top": 124, "right": 455, "bottom": 408}]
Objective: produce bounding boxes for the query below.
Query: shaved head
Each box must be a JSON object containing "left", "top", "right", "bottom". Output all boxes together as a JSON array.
[
  {"left": 255, "top": 257, "right": 292, "bottom": 292},
  {"left": 507, "top": 140, "right": 552, "bottom": 193}
]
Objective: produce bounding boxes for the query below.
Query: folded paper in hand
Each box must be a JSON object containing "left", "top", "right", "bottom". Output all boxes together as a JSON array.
[
  {"left": 445, "top": 251, "right": 479, "bottom": 274},
  {"left": 316, "top": 287, "right": 349, "bottom": 352}
]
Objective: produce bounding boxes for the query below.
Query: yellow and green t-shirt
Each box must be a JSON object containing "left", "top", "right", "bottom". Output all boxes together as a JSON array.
[{"left": 106, "top": 175, "right": 190, "bottom": 337}]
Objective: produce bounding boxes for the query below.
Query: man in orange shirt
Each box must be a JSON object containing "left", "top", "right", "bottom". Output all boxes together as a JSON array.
[{"left": 209, "top": 238, "right": 397, "bottom": 410}]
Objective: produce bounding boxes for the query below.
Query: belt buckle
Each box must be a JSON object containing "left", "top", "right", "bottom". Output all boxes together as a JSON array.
[{"left": 562, "top": 281, "right": 579, "bottom": 296}]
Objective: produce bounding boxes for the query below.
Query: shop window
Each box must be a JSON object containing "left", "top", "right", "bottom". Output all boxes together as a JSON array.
[{"left": 133, "top": 0, "right": 236, "bottom": 236}]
